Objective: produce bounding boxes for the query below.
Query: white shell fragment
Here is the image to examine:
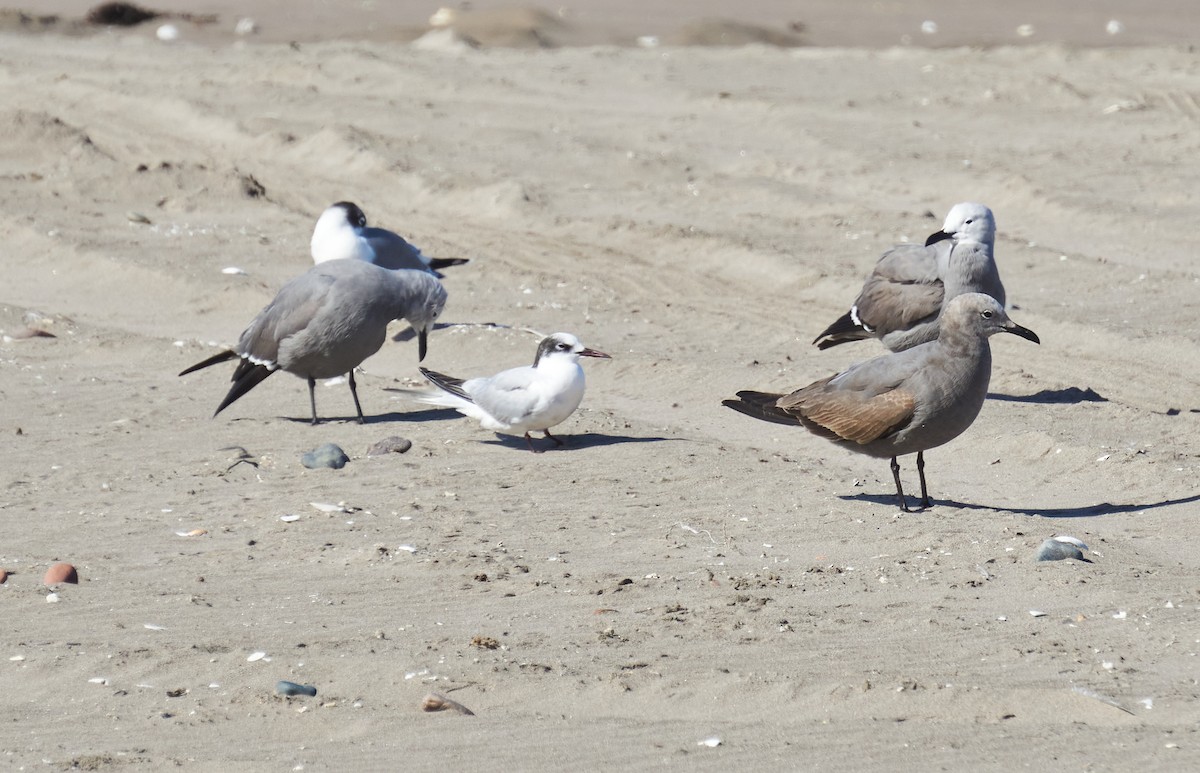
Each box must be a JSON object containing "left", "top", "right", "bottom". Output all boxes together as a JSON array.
[
  {"left": 1036, "top": 536, "right": 1089, "bottom": 562},
  {"left": 698, "top": 736, "right": 722, "bottom": 748},
  {"left": 144, "top": 623, "right": 167, "bottom": 631},
  {"left": 222, "top": 267, "right": 247, "bottom": 275},
  {"left": 280, "top": 515, "right": 301, "bottom": 522},
  {"left": 310, "top": 502, "right": 348, "bottom": 513},
  {"left": 156, "top": 24, "right": 179, "bottom": 41},
  {"left": 429, "top": 7, "right": 456, "bottom": 27},
  {"left": 247, "top": 651, "right": 267, "bottom": 662}
]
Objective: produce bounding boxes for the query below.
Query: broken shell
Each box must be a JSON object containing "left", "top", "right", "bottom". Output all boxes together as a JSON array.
[
  {"left": 421, "top": 692, "right": 475, "bottom": 716},
  {"left": 280, "top": 515, "right": 301, "bottom": 522},
  {"left": 44, "top": 562, "right": 79, "bottom": 585},
  {"left": 176, "top": 529, "right": 208, "bottom": 537},
  {"left": 247, "top": 651, "right": 267, "bottom": 662}
]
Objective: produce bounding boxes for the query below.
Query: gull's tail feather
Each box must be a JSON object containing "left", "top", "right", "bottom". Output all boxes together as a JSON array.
[
  {"left": 813, "top": 311, "right": 870, "bottom": 350},
  {"left": 214, "top": 360, "right": 274, "bottom": 417},
  {"left": 722, "top": 390, "right": 800, "bottom": 426},
  {"left": 179, "top": 349, "right": 238, "bottom": 377}
]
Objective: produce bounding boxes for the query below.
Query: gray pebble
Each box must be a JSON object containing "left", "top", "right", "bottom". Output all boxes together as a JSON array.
[
  {"left": 1035, "top": 537, "right": 1088, "bottom": 562},
  {"left": 366, "top": 436, "right": 413, "bottom": 456},
  {"left": 276, "top": 681, "right": 318, "bottom": 697},
  {"left": 301, "top": 443, "right": 349, "bottom": 469}
]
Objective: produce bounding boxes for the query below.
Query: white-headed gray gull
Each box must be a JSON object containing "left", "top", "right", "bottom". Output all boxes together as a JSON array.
[
  {"left": 407, "top": 333, "right": 610, "bottom": 452},
  {"left": 311, "top": 201, "right": 469, "bottom": 278},
  {"left": 728, "top": 293, "right": 1038, "bottom": 511},
  {"left": 180, "top": 259, "right": 447, "bottom": 424},
  {"left": 813, "top": 203, "right": 1004, "bottom": 352}
]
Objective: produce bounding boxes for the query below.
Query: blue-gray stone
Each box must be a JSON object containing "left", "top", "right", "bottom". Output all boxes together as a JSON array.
[
  {"left": 1035, "top": 538, "right": 1086, "bottom": 562},
  {"left": 276, "top": 681, "right": 318, "bottom": 697},
  {"left": 301, "top": 443, "right": 349, "bottom": 469}
]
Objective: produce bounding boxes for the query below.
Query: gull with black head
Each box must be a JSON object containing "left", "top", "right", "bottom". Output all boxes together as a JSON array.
[
  {"left": 728, "top": 293, "right": 1038, "bottom": 511},
  {"left": 311, "top": 201, "right": 469, "bottom": 278}
]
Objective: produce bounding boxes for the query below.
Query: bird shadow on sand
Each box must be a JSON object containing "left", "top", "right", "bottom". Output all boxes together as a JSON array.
[
  {"left": 986, "top": 386, "right": 1107, "bottom": 404},
  {"left": 481, "top": 432, "right": 675, "bottom": 453},
  {"left": 277, "top": 407, "right": 462, "bottom": 425},
  {"left": 841, "top": 492, "right": 1200, "bottom": 517}
]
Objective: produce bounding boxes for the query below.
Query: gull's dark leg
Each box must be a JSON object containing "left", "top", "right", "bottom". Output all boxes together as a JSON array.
[
  {"left": 524, "top": 432, "right": 544, "bottom": 453},
  {"left": 890, "top": 456, "right": 910, "bottom": 512},
  {"left": 916, "top": 451, "right": 931, "bottom": 509},
  {"left": 347, "top": 371, "right": 366, "bottom": 424},
  {"left": 543, "top": 429, "right": 565, "bottom": 448},
  {"left": 307, "top": 377, "right": 319, "bottom": 425}
]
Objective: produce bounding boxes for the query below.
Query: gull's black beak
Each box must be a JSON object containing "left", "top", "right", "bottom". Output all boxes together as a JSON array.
[
  {"left": 579, "top": 347, "right": 611, "bottom": 359},
  {"left": 925, "top": 229, "right": 954, "bottom": 247},
  {"left": 1005, "top": 322, "right": 1040, "bottom": 345},
  {"left": 418, "top": 328, "right": 429, "bottom": 361}
]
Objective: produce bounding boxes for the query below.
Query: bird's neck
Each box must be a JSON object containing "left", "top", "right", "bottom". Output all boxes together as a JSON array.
[
  {"left": 312, "top": 221, "right": 367, "bottom": 262},
  {"left": 536, "top": 356, "right": 584, "bottom": 386}
]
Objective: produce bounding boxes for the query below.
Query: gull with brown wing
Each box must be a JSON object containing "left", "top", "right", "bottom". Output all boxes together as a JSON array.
[
  {"left": 727, "top": 293, "right": 1038, "bottom": 511},
  {"left": 813, "top": 203, "right": 1004, "bottom": 352}
]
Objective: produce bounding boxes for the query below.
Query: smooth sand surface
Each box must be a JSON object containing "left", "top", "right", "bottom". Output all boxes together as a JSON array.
[{"left": 2, "top": 3, "right": 1199, "bottom": 770}]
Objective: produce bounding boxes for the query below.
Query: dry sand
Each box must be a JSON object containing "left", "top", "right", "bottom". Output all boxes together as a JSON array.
[{"left": 2, "top": 2, "right": 1199, "bottom": 770}]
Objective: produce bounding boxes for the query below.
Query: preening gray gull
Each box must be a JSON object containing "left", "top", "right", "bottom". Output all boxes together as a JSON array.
[
  {"left": 401, "top": 333, "right": 610, "bottom": 452},
  {"left": 813, "top": 203, "right": 1004, "bottom": 352},
  {"left": 180, "top": 259, "right": 447, "bottom": 424},
  {"left": 311, "top": 201, "right": 469, "bottom": 278},
  {"left": 728, "top": 293, "right": 1038, "bottom": 511}
]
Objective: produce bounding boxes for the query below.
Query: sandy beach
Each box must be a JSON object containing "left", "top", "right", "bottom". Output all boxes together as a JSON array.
[{"left": 2, "top": 2, "right": 1199, "bottom": 770}]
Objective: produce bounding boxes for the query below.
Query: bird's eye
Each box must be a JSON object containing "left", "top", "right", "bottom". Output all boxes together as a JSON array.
[
  {"left": 557, "top": 343, "right": 570, "bottom": 350},
  {"left": 965, "top": 218, "right": 974, "bottom": 224},
  {"left": 981, "top": 310, "right": 993, "bottom": 319}
]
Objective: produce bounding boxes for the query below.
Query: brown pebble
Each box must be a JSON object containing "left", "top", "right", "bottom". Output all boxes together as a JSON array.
[
  {"left": 366, "top": 436, "right": 413, "bottom": 456},
  {"left": 0, "top": 569, "right": 8, "bottom": 584},
  {"left": 421, "top": 692, "right": 475, "bottom": 716},
  {"left": 44, "top": 562, "right": 79, "bottom": 585}
]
